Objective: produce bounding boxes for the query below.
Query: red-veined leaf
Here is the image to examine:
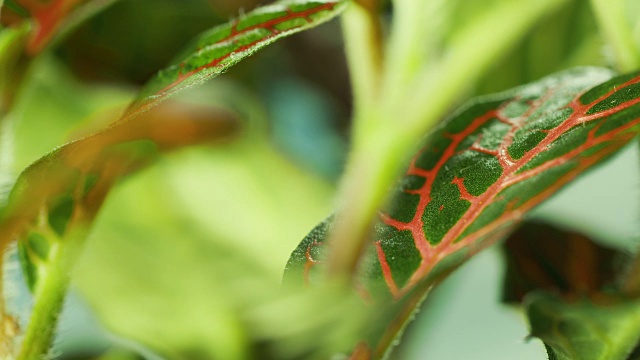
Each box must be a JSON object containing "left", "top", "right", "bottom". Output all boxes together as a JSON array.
[
  {"left": 126, "top": 0, "right": 346, "bottom": 118},
  {"left": 285, "top": 67, "right": 640, "bottom": 357}
]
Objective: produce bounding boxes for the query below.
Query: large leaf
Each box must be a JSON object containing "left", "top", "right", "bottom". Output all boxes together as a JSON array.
[
  {"left": 71, "top": 139, "right": 345, "bottom": 359},
  {"left": 285, "top": 67, "right": 640, "bottom": 357},
  {"left": 500, "top": 222, "right": 640, "bottom": 360}
]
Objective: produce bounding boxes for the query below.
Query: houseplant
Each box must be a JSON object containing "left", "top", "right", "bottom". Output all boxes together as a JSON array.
[{"left": 0, "top": 0, "right": 638, "bottom": 358}]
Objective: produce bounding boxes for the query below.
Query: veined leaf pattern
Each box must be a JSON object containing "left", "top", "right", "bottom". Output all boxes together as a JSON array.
[
  {"left": 129, "top": 0, "right": 346, "bottom": 117},
  {"left": 287, "top": 67, "right": 640, "bottom": 301}
]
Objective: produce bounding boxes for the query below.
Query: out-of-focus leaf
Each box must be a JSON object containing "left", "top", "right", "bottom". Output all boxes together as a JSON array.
[
  {"left": 1, "top": 0, "right": 119, "bottom": 55},
  {"left": 10, "top": 56, "right": 134, "bottom": 174},
  {"left": 0, "top": 98, "right": 238, "bottom": 358},
  {"left": 127, "top": 0, "right": 346, "bottom": 117},
  {"left": 500, "top": 222, "right": 640, "bottom": 360},
  {"left": 0, "top": 22, "right": 29, "bottom": 112},
  {"left": 286, "top": 67, "right": 640, "bottom": 356},
  {"left": 1, "top": 0, "right": 101, "bottom": 54},
  {"left": 72, "top": 137, "right": 339, "bottom": 359},
  {"left": 502, "top": 222, "right": 625, "bottom": 303},
  {"left": 525, "top": 292, "right": 640, "bottom": 360},
  {"left": 477, "top": 0, "right": 605, "bottom": 95},
  {"left": 2, "top": 99, "right": 238, "bottom": 288}
]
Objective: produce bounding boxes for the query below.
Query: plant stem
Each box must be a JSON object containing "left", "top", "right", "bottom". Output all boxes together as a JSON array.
[
  {"left": 402, "top": 0, "right": 569, "bottom": 136},
  {"left": 16, "top": 227, "right": 85, "bottom": 360},
  {"left": 589, "top": 0, "right": 640, "bottom": 72},
  {"left": 380, "top": 0, "right": 435, "bottom": 112},
  {"left": 326, "top": 133, "right": 407, "bottom": 277},
  {"left": 341, "top": 1, "right": 384, "bottom": 144}
]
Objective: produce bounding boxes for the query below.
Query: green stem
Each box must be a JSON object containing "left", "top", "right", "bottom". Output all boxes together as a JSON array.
[
  {"left": 402, "top": 0, "right": 568, "bottom": 136},
  {"left": 326, "top": 132, "right": 407, "bottom": 278},
  {"left": 16, "top": 228, "right": 86, "bottom": 359},
  {"left": 380, "top": 0, "right": 434, "bottom": 114},
  {"left": 589, "top": 0, "right": 640, "bottom": 72},
  {"left": 341, "top": 1, "right": 384, "bottom": 144}
]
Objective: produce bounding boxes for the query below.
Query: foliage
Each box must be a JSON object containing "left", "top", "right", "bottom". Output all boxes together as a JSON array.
[{"left": 0, "top": 0, "right": 638, "bottom": 359}]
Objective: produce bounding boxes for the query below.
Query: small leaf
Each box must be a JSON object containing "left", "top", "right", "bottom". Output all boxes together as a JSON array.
[
  {"left": 285, "top": 67, "right": 640, "bottom": 355},
  {"left": 127, "top": 0, "right": 346, "bottom": 117},
  {"left": 525, "top": 291, "right": 640, "bottom": 360}
]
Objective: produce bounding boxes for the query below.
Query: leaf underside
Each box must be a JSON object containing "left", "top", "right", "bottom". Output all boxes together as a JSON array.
[{"left": 285, "top": 67, "right": 640, "bottom": 354}]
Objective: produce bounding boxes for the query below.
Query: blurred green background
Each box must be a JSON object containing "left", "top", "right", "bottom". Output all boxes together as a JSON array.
[{"left": 2, "top": 0, "right": 639, "bottom": 359}]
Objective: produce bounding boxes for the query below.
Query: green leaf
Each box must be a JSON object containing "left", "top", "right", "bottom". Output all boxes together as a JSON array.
[
  {"left": 499, "top": 222, "right": 640, "bottom": 360},
  {"left": 285, "top": 67, "right": 640, "bottom": 356},
  {"left": 128, "top": 0, "right": 347, "bottom": 118},
  {"left": 72, "top": 138, "right": 340, "bottom": 359},
  {"left": 0, "top": 99, "right": 238, "bottom": 358},
  {"left": 525, "top": 292, "right": 640, "bottom": 360},
  {"left": 0, "top": 22, "right": 29, "bottom": 114}
]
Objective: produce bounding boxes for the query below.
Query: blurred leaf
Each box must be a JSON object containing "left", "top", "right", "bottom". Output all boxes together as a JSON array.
[
  {"left": 10, "top": 56, "right": 134, "bottom": 174},
  {"left": 286, "top": 67, "right": 640, "bottom": 356},
  {"left": 0, "top": 98, "right": 238, "bottom": 357},
  {"left": 0, "top": 22, "right": 29, "bottom": 112},
  {"left": 72, "top": 137, "right": 338, "bottom": 359},
  {"left": 500, "top": 223, "right": 640, "bottom": 360},
  {"left": 477, "top": 0, "right": 605, "bottom": 95},
  {"left": 0, "top": 0, "right": 117, "bottom": 55},
  {"left": 502, "top": 222, "right": 626, "bottom": 304},
  {"left": 525, "top": 291, "right": 640, "bottom": 360},
  {"left": 1, "top": 99, "right": 238, "bottom": 248}
]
